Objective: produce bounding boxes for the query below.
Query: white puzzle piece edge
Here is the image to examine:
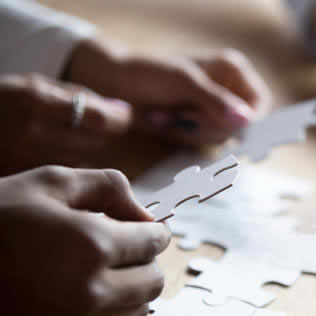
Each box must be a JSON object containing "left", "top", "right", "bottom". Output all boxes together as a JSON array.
[
  {"left": 140, "top": 155, "right": 240, "bottom": 221},
  {"left": 223, "top": 99, "right": 316, "bottom": 161},
  {"left": 187, "top": 252, "right": 300, "bottom": 307},
  {"left": 150, "top": 287, "right": 286, "bottom": 316}
]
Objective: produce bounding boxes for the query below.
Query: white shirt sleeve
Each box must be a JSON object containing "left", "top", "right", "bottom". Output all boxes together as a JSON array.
[
  {"left": 286, "top": 0, "right": 316, "bottom": 55},
  {"left": 0, "top": 0, "right": 96, "bottom": 78}
]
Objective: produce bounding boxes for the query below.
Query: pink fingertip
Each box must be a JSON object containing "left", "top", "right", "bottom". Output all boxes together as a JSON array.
[{"left": 225, "top": 106, "right": 253, "bottom": 128}]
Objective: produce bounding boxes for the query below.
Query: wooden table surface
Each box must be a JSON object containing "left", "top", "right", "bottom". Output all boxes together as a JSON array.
[{"left": 39, "top": 1, "right": 316, "bottom": 315}]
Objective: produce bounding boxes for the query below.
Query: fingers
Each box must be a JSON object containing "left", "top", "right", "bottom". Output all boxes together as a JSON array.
[
  {"left": 75, "top": 212, "right": 170, "bottom": 266},
  {"left": 108, "top": 221, "right": 171, "bottom": 266},
  {"left": 135, "top": 109, "right": 232, "bottom": 146},
  {"left": 31, "top": 166, "right": 154, "bottom": 222},
  {"left": 96, "top": 304, "right": 149, "bottom": 316},
  {"left": 93, "top": 261, "right": 164, "bottom": 308},
  {"left": 180, "top": 61, "right": 255, "bottom": 128},
  {"left": 195, "top": 49, "right": 272, "bottom": 117},
  {"left": 27, "top": 74, "right": 132, "bottom": 136}
]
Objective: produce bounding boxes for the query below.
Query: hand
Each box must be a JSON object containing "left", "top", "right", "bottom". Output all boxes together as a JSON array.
[
  {"left": 0, "top": 166, "right": 170, "bottom": 316},
  {"left": 68, "top": 38, "right": 271, "bottom": 145},
  {"left": 0, "top": 74, "right": 132, "bottom": 174}
]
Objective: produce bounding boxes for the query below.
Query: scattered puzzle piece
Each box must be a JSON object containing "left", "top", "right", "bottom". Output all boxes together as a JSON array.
[
  {"left": 133, "top": 153, "right": 315, "bottom": 315},
  {"left": 210, "top": 165, "right": 312, "bottom": 216},
  {"left": 139, "top": 155, "right": 239, "bottom": 221},
  {"left": 150, "top": 287, "right": 286, "bottom": 316},
  {"left": 169, "top": 199, "right": 298, "bottom": 251},
  {"left": 223, "top": 99, "right": 316, "bottom": 161},
  {"left": 171, "top": 200, "right": 316, "bottom": 270},
  {"left": 187, "top": 252, "right": 299, "bottom": 307},
  {"left": 168, "top": 200, "right": 316, "bottom": 306}
]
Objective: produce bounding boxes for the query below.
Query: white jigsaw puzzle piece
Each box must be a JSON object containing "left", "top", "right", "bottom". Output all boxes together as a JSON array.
[
  {"left": 133, "top": 154, "right": 312, "bottom": 219},
  {"left": 187, "top": 252, "right": 300, "bottom": 307},
  {"left": 223, "top": 99, "right": 316, "bottom": 161},
  {"left": 139, "top": 155, "right": 239, "bottom": 221},
  {"left": 268, "top": 231, "right": 316, "bottom": 273},
  {"left": 170, "top": 199, "right": 316, "bottom": 273},
  {"left": 209, "top": 165, "right": 312, "bottom": 215},
  {"left": 150, "top": 287, "right": 286, "bottom": 316},
  {"left": 169, "top": 199, "right": 298, "bottom": 251}
]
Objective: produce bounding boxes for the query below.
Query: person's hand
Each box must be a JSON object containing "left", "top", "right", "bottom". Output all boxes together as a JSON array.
[
  {"left": 67, "top": 39, "right": 271, "bottom": 145},
  {"left": 0, "top": 166, "right": 170, "bottom": 316},
  {"left": 0, "top": 74, "right": 132, "bottom": 174}
]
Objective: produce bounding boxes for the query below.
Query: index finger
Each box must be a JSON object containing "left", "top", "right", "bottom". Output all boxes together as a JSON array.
[
  {"left": 28, "top": 166, "right": 154, "bottom": 222},
  {"left": 75, "top": 212, "right": 171, "bottom": 266}
]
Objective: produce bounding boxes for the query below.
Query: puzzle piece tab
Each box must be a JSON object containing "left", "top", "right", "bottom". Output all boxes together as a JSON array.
[
  {"left": 169, "top": 199, "right": 298, "bottom": 251},
  {"left": 223, "top": 99, "right": 316, "bottom": 161},
  {"left": 150, "top": 287, "right": 286, "bottom": 316},
  {"left": 139, "top": 155, "right": 239, "bottom": 221},
  {"left": 187, "top": 252, "right": 299, "bottom": 307}
]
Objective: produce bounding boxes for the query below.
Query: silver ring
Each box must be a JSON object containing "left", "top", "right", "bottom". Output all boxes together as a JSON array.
[{"left": 71, "top": 92, "right": 86, "bottom": 128}]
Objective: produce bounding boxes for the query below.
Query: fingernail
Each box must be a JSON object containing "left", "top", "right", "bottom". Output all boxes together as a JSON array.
[
  {"left": 174, "top": 118, "right": 199, "bottom": 131},
  {"left": 225, "top": 107, "right": 252, "bottom": 128},
  {"left": 148, "top": 111, "right": 171, "bottom": 129}
]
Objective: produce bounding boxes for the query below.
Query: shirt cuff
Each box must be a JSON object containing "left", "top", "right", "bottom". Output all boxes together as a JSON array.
[{"left": 0, "top": 0, "right": 96, "bottom": 78}]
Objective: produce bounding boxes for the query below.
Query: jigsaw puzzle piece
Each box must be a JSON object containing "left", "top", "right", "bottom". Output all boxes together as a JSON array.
[
  {"left": 150, "top": 288, "right": 286, "bottom": 316},
  {"left": 134, "top": 153, "right": 312, "bottom": 219},
  {"left": 187, "top": 252, "right": 299, "bottom": 307},
  {"left": 223, "top": 99, "right": 316, "bottom": 162},
  {"left": 139, "top": 155, "right": 239, "bottom": 221},
  {"left": 269, "top": 232, "right": 316, "bottom": 274},
  {"left": 203, "top": 165, "right": 311, "bottom": 217},
  {"left": 169, "top": 199, "right": 298, "bottom": 251}
]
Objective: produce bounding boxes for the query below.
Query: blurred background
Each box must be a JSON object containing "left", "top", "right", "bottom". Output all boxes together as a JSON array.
[
  {"left": 38, "top": 0, "right": 316, "bottom": 106},
  {"left": 35, "top": 0, "right": 316, "bottom": 180}
]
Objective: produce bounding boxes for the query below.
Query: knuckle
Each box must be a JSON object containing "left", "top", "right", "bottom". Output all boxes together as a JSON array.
[
  {"left": 143, "top": 227, "right": 168, "bottom": 261},
  {"left": 23, "top": 73, "right": 44, "bottom": 96},
  {"left": 75, "top": 214, "right": 114, "bottom": 264},
  {"left": 220, "top": 48, "right": 249, "bottom": 67},
  {"left": 103, "top": 169, "right": 130, "bottom": 194},
  {"left": 37, "top": 165, "right": 72, "bottom": 186},
  {"left": 24, "top": 72, "right": 44, "bottom": 83},
  {"left": 147, "top": 264, "right": 165, "bottom": 301},
  {"left": 73, "top": 282, "right": 105, "bottom": 315},
  {"left": 85, "top": 277, "right": 114, "bottom": 313},
  {"left": 90, "top": 107, "right": 109, "bottom": 130},
  {"left": 136, "top": 304, "right": 150, "bottom": 316}
]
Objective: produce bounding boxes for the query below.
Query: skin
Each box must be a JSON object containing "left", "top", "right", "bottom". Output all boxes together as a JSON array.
[
  {"left": 67, "top": 38, "right": 271, "bottom": 144},
  {"left": 0, "top": 74, "right": 132, "bottom": 174},
  {"left": 0, "top": 36, "right": 270, "bottom": 174},
  {"left": 0, "top": 166, "right": 170, "bottom": 316},
  {"left": 0, "top": 34, "right": 270, "bottom": 315}
]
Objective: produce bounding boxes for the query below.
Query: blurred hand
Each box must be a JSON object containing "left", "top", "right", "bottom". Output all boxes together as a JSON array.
[
  {"left": 0, "top": 166, "right": 170, "bottom": 316},
  {"left": 68, "top": 39, "right": 271, "bottom": 145},
  {"left": 0, "top": 74, "right": 132, "bottom": 173}
]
